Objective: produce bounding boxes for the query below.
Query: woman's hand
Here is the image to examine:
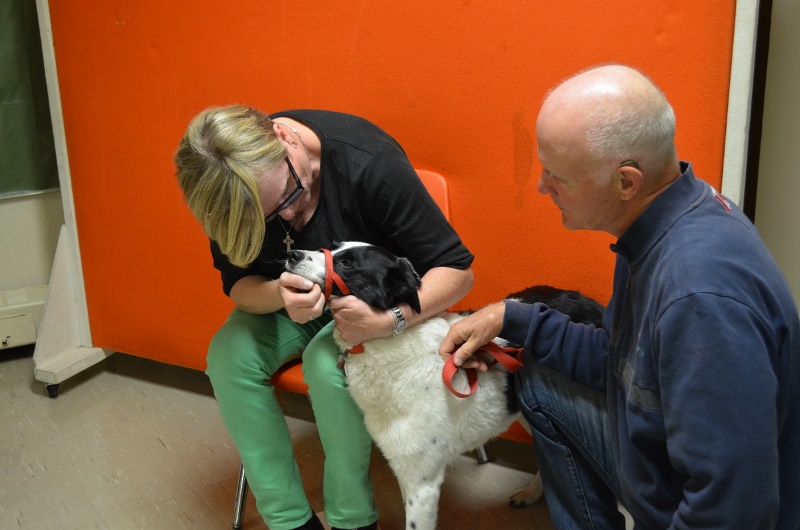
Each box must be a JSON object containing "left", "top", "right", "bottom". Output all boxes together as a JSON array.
[
  {"left": 328, "top": 295, "right": 394, "bottom": 344},
  {"left": 278, "top": 272, "right": 326, "bottom": 324}
]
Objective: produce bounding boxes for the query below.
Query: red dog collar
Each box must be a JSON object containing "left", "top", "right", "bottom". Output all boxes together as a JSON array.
[
  {"left": 321, "top": 248, "right": 364, "bottom": 355},
  {"left": 322, "top": 248, "right": 351, "bottom": 299}
]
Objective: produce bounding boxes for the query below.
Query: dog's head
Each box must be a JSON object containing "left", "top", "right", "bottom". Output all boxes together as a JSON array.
[{"left": 285, "top": 242, "right": 422, "bottom": 313}]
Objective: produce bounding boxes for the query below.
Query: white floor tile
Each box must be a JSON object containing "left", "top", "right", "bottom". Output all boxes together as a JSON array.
[{"left": 1, "top": 348, "right": 556, "bottom": 529}]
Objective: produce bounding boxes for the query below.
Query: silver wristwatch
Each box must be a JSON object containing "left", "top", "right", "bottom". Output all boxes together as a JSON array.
[{"left": 390, "top": 306, "right": 407, "bottom": 335}]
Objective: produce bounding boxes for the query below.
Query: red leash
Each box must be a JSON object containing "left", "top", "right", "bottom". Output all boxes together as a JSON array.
[{"left": 442, "top": 342, "right": 524, "bottom": 398}]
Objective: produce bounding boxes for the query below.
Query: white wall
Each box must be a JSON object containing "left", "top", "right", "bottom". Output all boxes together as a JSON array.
[
  {"left": 0, "top": 191, "right": 64, "bottom": 292},
  {"left": 755, "top": 0, "right": 800, "bottom": 305}
]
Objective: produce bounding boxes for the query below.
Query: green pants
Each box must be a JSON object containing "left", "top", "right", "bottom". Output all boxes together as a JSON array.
[{"left": 206, "top": 308, "right": 377, "bottom": 530}]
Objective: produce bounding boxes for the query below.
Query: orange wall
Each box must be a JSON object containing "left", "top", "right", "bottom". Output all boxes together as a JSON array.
[{"left": 48, "top": 1, "right": 735, "bottom": 370}]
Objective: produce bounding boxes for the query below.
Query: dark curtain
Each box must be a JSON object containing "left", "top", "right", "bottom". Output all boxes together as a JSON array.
[{"left": 0, "top": 0, "right": 58, "bottom": 197}]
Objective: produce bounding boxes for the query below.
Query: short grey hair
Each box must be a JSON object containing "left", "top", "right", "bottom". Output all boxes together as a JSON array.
[{"left": 585, "top": 90, "right": 677, "bottom": 177}]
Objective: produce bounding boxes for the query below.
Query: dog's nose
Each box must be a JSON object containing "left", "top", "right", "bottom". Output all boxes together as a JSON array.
[{"left": 288, "top": 250, "right": 303, "bottom": 264}]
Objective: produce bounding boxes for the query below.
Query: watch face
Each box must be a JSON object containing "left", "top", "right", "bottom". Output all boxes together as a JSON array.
[{"left": 392, "top": 307, "right": 406, "bottom": 335}]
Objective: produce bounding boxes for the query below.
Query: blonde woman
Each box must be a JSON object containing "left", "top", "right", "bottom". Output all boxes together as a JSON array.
[{"left": 175, "top": 106, "right": 474, "bottom": 530}]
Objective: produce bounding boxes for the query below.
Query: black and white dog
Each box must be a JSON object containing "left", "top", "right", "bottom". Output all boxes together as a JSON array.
[{"left": 286, "top": 242, "right": 604, "bottom": 530}]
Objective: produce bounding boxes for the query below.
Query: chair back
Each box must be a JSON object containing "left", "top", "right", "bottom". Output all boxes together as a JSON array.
[{"left": 416, "top": 169, "right": 450, "bottom": 219}]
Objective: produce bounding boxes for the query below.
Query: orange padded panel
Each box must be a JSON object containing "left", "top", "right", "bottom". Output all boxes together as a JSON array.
[{"left": 46, "top": 1, "right": 736, "bottom": 371}]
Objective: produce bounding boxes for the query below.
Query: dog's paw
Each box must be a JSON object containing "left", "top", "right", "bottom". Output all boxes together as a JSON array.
[{"left": 509, "top": 471, "right": 544, "bottom": 508}]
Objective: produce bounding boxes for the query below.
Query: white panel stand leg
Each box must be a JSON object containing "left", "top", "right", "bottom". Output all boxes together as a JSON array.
[{"left": 33, "top": 226, "right": 112, "bottom": 397}]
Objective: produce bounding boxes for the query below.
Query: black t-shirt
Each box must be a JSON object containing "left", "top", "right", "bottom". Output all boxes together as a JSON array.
[{"left": 211, "top": 110, "right": 474, "bottom": 296}]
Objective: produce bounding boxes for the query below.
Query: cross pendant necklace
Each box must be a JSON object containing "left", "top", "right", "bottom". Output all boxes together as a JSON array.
[
  {"left": 274, "top": 120, "right": 314, "bottom": 255},
  {"left": 283, "top": 232, "right": 294, "bottom": 253},
  {"left": 279, "top": 218, "right": 297, "bottom": 253}
]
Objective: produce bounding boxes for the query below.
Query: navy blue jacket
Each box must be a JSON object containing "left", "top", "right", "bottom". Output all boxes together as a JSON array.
[{"left": 503, "top": 163, "right": 800, "bottom": 529}]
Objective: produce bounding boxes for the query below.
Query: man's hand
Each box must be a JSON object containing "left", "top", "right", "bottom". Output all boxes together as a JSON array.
[
  {"left": 328, "top": 295, "right": 393, "bottom": 344},
  {"left": 278, "top": 272, "right": 325, "bottom": 323},
  {"left": 439, "top": 302, "right": 506, "bottom": 371}
]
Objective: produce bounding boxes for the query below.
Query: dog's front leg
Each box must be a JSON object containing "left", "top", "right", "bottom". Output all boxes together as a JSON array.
[{"left": 398, "top": 470, "right": 445, "bottom": 530}]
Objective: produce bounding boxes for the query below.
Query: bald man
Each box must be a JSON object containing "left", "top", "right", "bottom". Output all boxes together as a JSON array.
[{"left": 440, "top": 65, "right": 800, "bottom": 529}]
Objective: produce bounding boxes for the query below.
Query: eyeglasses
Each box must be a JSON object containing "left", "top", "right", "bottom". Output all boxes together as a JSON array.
[{"left": 264, "top": 158, "right": 304, "bottom": 224}]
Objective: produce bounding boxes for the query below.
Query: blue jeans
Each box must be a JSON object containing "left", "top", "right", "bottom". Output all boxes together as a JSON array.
[{"left": 515, "top": 363, "right": 626, "bottom": 530}]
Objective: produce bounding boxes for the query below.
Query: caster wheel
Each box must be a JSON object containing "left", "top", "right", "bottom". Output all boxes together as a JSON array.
[{"left": 46, "top": 384, "right": 60, "bottom": 398}]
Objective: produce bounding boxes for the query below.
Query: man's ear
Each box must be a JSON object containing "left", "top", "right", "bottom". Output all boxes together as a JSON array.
[{"left": 616, "top": 165, "right": 643, "bottom": 200}]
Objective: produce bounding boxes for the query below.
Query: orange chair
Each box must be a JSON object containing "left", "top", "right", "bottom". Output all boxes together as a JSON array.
[{"left": 231, "top": 170, "right": 530, "bottom": 528}]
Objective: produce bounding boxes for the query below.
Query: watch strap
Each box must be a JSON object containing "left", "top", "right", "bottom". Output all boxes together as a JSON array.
[{"left": 390, "top": 306, "right": 406, "bottom": 335}]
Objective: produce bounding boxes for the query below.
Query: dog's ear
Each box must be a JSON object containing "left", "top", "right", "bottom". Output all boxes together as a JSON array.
[{"left": 385, "top": 257, "right": 422, "bottom": 314}]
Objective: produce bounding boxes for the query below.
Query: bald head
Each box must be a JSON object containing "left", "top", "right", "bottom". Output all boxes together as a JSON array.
[
  {"left": 543, "top": 65, "right": 657, "bottom": 112},
  {"left": 538, "top": 65, "right": 678, "bottom": 181},
  {"left": 535, "top": 65, "right": 682, "bottom": 237}
]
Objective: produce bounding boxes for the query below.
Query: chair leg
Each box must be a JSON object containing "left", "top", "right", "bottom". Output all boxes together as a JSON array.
[
  {"left": 477, "top": 444, "right": 489, "bottom": 464},
  {"left": 232, "top": 464, "right": 248, "bottom": 529}
]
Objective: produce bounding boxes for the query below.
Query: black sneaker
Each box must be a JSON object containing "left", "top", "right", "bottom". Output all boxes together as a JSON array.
[
  {"left": 331, "top": 522, "right": 378, "bottom": 530},
  {"left": 293, "top": 513, "right": 324, "bottom": 530}
]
